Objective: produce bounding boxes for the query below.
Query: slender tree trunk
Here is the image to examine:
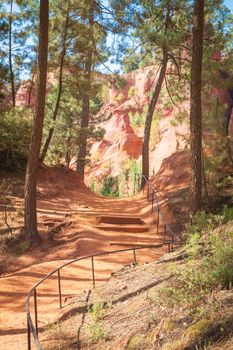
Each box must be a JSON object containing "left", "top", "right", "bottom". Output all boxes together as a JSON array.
[
  {"left": 40, "top": 1, "right": 70, "bottom": 162},
  {"left": 76, "top": 2, "right": 93, "bottom": 179},
  {"left": 24, "top": 0, "right": 49, "bottom": 245},
  {"left": 141, "top": 49, "right": 168, "bottom": 188},
  {"left": 9, "top": 0, "right": 15, "bottom": 107},
  {"left": 141, "top": 0, "right": 170, "bottom": 189},
  {"left": 189, "top": 0, "right": 204, "bottom": 213}
]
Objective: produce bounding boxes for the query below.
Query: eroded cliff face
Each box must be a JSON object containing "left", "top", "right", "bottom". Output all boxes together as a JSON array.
[
  {"left": 15, "top": 64, "right": 233, "bottom": 189},
  {"left": 86, "top": 64, "right": 233, "bottom": 188},
  {"left": 86, "top": 65, "right": 190, "bottom": 186}
]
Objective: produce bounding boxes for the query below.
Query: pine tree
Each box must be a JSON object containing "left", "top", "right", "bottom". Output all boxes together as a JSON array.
[
  {"left": 189, "top": 0, "right": 204, "bottom": 212},
  {"left": 24, "top": 0, "right": 49, "bottom": 245},
  {"left": 40, "top": 0, "right": 70, "bottom": 162},
  {"left": 76, "top": 0, "right": 94, "bottom": 179}
]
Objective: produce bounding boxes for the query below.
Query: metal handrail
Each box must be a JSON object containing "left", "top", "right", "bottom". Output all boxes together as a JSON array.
[
  {"left": 134, "top": 172, "right": 181, "bottom": 245},
  {"left": 26, "top": 243, "right": 172, "bottom": 350},
  {"left": 26, "top": 173, "right": 181, "bottom": 349}
]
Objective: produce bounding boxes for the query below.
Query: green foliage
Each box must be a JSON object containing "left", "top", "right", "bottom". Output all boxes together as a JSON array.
[
  {"left": 222, "top": 205, "right": 233, "bottom": 222},
  {"left": 90, "top": 94, "right": 103, "bottom": 115},
  {"left": 149, "top": 111, "right": 160, "bottom": 149},
  {"left": 100, "top": 176, "right": 119, "bottom": 197},
  {"left": 42, "top": 81, "right": 106, "bottom": 166},
  {"left": 129, "top": 111, "right": 142, "bottom": 128},
  {"left": 101, "top": 83, "right": 110, "bottom": 103},
  {"left": 113, "top": 92, "right": 125, "bottom": 103},
  {"left": 160, "top": 214, "right": 233, "bottom": 317},
  {"left": 119, "top": 158, "right": 141, "bottom": 197},
  {"left": 0, "top": 108, "right": 32, "bottom": 169},
  {"left": 110, "top": 76, "right": 127, "bottom": 90},
  {"left": 129, "top": 105, "right": 148, "bottom": 129},
  {"left": 128, "top": 86, "right": 136, "bottom": 98},
  {"left": 88, "top": 302, "right": 105, "bottom": 322},
  {"left": 15, "top": 241, "right": 29, "bottom": 256},
  {"left": 87, "top": 302, "right": 108, "bottom": 342},
  {"left": 186, "top": 210, "right": 224, "bottom": 238}
]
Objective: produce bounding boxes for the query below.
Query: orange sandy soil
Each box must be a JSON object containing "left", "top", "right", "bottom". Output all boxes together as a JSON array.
[{"left": 0, "top": 157, "right": 189, "bottom": 350}]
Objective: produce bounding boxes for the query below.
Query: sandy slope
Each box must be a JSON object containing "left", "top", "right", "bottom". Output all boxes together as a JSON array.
[{"left": 0, "top": 158, "right": 189, "bottom": 350}]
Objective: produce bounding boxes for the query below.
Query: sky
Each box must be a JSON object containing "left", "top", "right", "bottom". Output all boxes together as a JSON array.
[
  {"left": 224, "top": 0, "right": 233, "bottom": 12},
  {"left": 3, "top": 0, "right": 233, "bottom": 79},
  {"left": 100, "top": 0, "right": 233, "bottom": 74}
]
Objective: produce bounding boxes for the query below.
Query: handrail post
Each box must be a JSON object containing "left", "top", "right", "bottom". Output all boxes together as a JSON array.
[
  {"left": 34, "top": 289, "right": 38, "bottom": 336},
  {"left": 164, "top": 224, "right": 167, "bottom": 244},
  {"left": 27, "top": 318, "right": 31, "bottom": 350},
  {"left": 133, "top": 249, "right": 137, "bottom": 264},
  {"left": 58, "top": 269, "right": 62, "bottom": 309},
  {"left": 91, "top": 256, "right": 95, "bottom": 288},
  {"left": 151, "top": 190, "right": 154, "bottom": 213},
  {"left": 157, "top": 207, "right": 159, "bottom": 234},
  {"left": 133, "top": 173, "right": 136, "bottom": 195}
]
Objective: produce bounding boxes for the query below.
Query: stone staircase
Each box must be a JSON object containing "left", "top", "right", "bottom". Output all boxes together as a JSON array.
[{"left": 95, "top": 215, "right": 164, "bottom": 248}]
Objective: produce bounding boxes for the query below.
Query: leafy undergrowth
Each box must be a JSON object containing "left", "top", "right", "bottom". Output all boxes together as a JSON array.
[{"left": 41, "top": 216, "right": 233, "bottom": 350}]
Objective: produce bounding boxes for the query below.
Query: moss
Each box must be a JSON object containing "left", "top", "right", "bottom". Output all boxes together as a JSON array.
[
  {"left": 147, "top": 286, "right": 159, "bottom": 303},
  {"left": 161, "top": 319, "right": 212, "bottom": 350},
  {"left": 126, "top": 335, "right": 143, "bottom": 349},
  {"left": 147, "top": 319, "right": 174, "bottom": 345},
  {"left": 16, "top": 241, "right": 29, "bottom": 256}
]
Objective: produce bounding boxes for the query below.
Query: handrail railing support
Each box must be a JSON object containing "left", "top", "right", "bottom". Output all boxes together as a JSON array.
[
  {"left": 91, "top": 256, "right": 95, "bottom": 288},
  {"left": 151, "top": 190, "right": 155, "bottom": 213},
  {"left": 27, "top": 319, "right": 31, "bottom": 350},
  {"left": 34, "top": 289, "right": 38, "bottom": 336},
  {"left": 157, "top": 207, "right": 160, "bottom": 235},
  {"left": 58, "top": 269, "right": 62, "bottom": 309},
  {"left": 133, "top": 249, "right": 137, "bottom": 264}
]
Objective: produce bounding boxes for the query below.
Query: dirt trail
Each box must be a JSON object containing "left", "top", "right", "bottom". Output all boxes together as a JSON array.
[{"left": 0, "top": 167, "right": 176, "bottom": 350}]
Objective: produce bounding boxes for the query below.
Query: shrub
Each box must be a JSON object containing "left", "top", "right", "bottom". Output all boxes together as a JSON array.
[
  {"left": 161, "top": 227, "right": 233, "bottom": 316},
  {"left": 86, "top": 302, "right": 108, "bottom": 342},
  {"left": 100, "top": 176, "right": 119, "bottom": 197},
  {"left": 0, "top": 107, "right": 32, "bottom": 169}
]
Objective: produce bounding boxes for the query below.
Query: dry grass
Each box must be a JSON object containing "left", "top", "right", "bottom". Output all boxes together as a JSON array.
[{"left": 40, "top": 249, "right": 233, "bottom": 350}]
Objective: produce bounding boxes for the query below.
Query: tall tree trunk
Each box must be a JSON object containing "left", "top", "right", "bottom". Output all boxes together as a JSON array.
[
  {"left": 40, "top": 1, "right": 70, "bottom": 162},
  {"left": 141, "top": 49, "right": 168, "bottom": 188},
  {"left": 141, "top": 0, "right": 170, "bottom": 189},
  {"left": 9, "top": 0, "right": 15, "bottom": 107},
  {"left": 189, "top": 0, "right": 204, "bottom": 213},
  {"left": 76, "top": 2, "right": 94, "bottom": 179},
  {"left": 24, "top": 0, "right": 49, "bottom": 246}
]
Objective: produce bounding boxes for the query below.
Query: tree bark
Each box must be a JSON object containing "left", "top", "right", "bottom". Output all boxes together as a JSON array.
[
  {"left": 189, "top": 0, "right": 204, "bottom": 213},
  {"left": 141, "top": 0, "right": 170, "bottom": 189},
  {"left": 9, "top": 0, "right": 15, "bottom": 107},
  {"left": 40, "top": 1, "right": 70, "bottom": 162},
  {"left": 76, "top": 2, "right": 94, "bottom": 179},
  {"left": 24, "top": 0, "right": 49, "bottom": 245},
  {"left": 141, "top": 49, "right": 168, "bottom": 188}
]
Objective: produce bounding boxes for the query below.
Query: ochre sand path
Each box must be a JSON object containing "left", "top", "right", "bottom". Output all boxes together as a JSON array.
[
  {"left": 0, "top": 191, "right": 168, "bottom": 350},
  {"left": 0, "top": 167, "right": 179, "bottom": 350}
]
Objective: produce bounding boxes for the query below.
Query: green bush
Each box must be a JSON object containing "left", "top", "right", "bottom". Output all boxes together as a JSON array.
[
  {"left": 100, "top": 176, "right": 119, "bottom": 197},
  {"left": 86, "top": 302, "right": 108, "bottom": 342},
  {"left": 161, "top": 226, "right": 233, "bottom": 316},
  {"left": 0, "top": 108, "right": 32, "bottom": 169}
]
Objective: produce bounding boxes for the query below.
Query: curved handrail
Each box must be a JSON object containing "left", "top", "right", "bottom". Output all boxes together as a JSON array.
[
  {"left": 26, "top": 173, "right": 181, "bottom": 349},
  {"left": 135, "top": 173, "right": 181, "bottom": 244},
  {"left": 26, "top": 243, "right": 169, "bottom": 350}
]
